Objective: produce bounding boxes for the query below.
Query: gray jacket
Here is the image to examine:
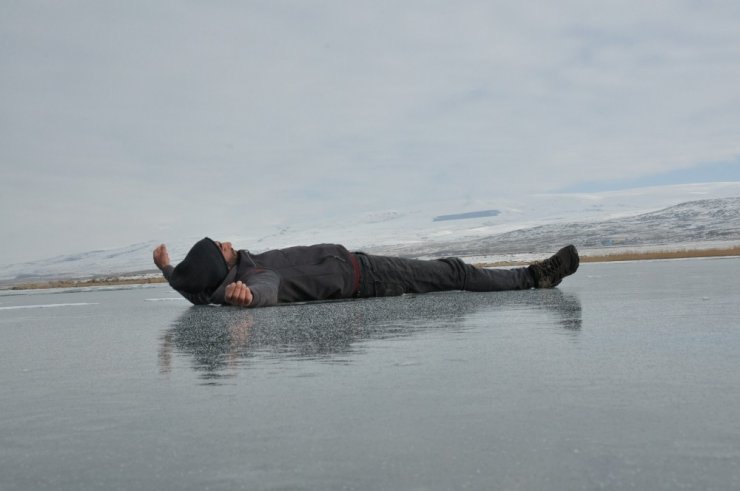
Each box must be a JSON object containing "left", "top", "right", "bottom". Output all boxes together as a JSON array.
[{"left": 164, "top": 243, "right": 360, "bottom": 307}]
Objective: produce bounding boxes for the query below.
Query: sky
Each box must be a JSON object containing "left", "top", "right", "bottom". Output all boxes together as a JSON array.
[{"left": 2, "top": 0, "right": 740, "bottom": 265}]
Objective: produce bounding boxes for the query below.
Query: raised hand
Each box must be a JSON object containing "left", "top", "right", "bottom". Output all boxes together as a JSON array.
[{"left": 153, "top": 244, "right": 171, "bottom": 271}]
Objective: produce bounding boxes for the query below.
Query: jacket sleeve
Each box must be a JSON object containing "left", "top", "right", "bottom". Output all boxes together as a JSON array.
[{"left": 241, "top": 268, "right": 281, "bottom": 308}]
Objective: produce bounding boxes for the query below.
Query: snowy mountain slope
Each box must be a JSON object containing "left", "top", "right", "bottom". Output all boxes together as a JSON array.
[
  {"left": 221, "top": 182, "right": 740, "bottom": 258},
  {"left": 2, "top": 183, "right": 739, "bottom": 282},
  {"left": 371, "top": 197, "right": 740, "bottom": 258},
  {"left": 0, "top": 241, "right": 163, "bottom": 282}
]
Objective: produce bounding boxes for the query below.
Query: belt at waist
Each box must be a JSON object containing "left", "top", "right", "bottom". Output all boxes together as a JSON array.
[{"left": 348, "top": 252, "right": 362, "bottom": 297}]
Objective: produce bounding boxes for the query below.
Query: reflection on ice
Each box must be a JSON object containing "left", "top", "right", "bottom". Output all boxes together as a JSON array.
[{"left": 159, "top": 289, "right": 583, "bottom": 380}]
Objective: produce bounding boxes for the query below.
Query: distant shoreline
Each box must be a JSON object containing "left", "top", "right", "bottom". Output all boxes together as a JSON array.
[
  {"left": 5, "top": 276, "right": 167, "bottom": 291},
  {"left": 4, "top": 246, "right": 739, "bottom": 291},
  {"left": 475, "top": 246, "right": 740, "bottom": 267}
]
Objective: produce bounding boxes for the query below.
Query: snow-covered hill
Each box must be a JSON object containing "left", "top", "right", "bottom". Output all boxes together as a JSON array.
[
  {"left": 2, "top": 182, "right": 739, "bottom": 283},
  {"left": 373, "top": 197, "right": 740, "bottom": 258}
]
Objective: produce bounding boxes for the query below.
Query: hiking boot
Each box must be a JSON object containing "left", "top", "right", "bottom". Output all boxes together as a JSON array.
[{"left": 529, "top": 245, "right": 580, "bottom": 288}]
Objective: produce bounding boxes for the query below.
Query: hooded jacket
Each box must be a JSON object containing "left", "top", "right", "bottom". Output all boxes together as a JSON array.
[{"left": 163, "top": 243, "right": 360, "bottom": 307}]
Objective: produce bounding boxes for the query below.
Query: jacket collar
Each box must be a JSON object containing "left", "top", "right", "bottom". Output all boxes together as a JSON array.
[{"left": 208, "top": 250, "right": 253, "bottom": 304}]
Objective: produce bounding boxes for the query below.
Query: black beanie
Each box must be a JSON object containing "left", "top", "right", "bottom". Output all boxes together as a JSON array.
[{"left": 169, "top": 238, "right": 229, "bottom": 294}]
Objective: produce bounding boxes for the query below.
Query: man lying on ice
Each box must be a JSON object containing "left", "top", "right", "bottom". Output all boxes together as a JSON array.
[{"left": 153, "top": 239, "right": 579, "bottom": 307}]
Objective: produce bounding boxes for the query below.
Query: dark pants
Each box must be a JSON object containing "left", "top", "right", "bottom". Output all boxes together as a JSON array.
[{"left": 355, "top": 253, "right": 534, "bottom": 298}]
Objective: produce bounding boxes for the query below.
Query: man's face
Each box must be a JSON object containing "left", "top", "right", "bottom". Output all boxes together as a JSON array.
[{"left": 214, "top": 241, "right": 237, "bottom": 268}]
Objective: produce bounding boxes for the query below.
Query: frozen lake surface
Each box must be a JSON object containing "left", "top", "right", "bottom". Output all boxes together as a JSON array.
[{"left": 1, "top": 258, "right": 739, "bottom": 490}]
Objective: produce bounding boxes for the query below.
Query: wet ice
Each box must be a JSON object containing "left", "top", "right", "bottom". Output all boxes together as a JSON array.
[{"left": 1, "top": 258, "right": 739, "bottom": 490}]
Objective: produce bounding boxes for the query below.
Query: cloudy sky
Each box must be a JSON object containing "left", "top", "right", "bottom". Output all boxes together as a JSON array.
[{"left": 2, "top": 0, "right": 739, "bottom": 265}]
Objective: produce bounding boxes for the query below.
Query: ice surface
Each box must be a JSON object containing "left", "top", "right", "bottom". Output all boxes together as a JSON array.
[
  {"left": 1, "top": 258, "right": 739, "bottom": 490},
  {"left": 0, "top": 302, "right": 98, "bottom": 311}
]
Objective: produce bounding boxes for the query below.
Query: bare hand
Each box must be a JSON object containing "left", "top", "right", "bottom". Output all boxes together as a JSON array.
[
  {"left": 153, "top": 244, "right": 171, "bottom": 271},
  {"left": 225, "top": 281, "right": 253, "bottom": 307}
]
